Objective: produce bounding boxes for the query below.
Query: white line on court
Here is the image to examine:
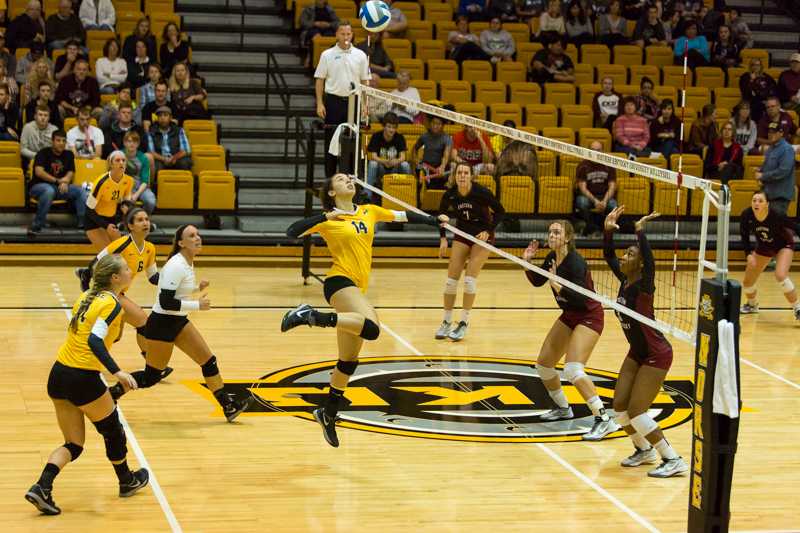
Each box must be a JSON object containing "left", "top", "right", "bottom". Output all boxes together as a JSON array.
[
  {"left": 740, "top": 358, "right": 800, "bottom": 391},
  {"left": 378, "top": 321, "right": 661, "bottom": 533},
  {"left": 51, "top": 283, "right": 182, "bottom": 532}
]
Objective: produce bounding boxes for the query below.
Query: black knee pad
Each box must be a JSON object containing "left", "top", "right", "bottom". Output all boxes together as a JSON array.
[
  {"left": 336, "top": 359, "right": 358, "bottom": 376},
  {"left": 93, "top": 410, "right": 127, "bottom": 462},
  {"left": 63, "top": 442, "right": 83, "bottom": 461},
  {"left": 136, "top": 326, "right": 147, "bottom": 337},
  {"left": 200, "top": 355, "right": 219, "bottom": 377},
  {"left": 359, "top": 319, "right": 380, "bottom": 340},
  {"left": 133, "top": 365, "right": 164, "bottom": 388}
]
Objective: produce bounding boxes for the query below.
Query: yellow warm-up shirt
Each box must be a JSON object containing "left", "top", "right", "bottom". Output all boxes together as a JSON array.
[
  {"left": 87, "top": 173, "right": 134, "bottom": 217},
  {"left": 305, "top": 204, "right": 395, "bottom": 291},
  {"left": 57, "top": 291, "right": 123, "bottom": 372},
  {"left": 102, "top": 235, "right": 157, "bottom": 291}
]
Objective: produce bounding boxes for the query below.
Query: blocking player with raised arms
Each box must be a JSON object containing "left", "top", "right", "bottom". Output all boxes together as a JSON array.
[
  {"left": 739, "top": 190, "right": 799, "bottom": 319},
  {"left": 281, "top": 173, "right": 447, "bottom": 447},
  {"left": 603, "top": 206, "right": 688, "bottom": 478},
  {"left": 522, "top": 220, "right": 620, "bottom": 440},
  {"left": 435, "top": 162, "right": 505, "bottom": 341}
]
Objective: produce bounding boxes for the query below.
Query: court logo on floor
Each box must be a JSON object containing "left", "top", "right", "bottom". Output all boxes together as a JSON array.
[{"left": 185, "top": 356, "right": 694, "bottom": 443}]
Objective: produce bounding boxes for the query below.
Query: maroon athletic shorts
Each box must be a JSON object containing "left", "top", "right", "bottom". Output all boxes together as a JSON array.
[
  {"left": 558, "top": 306, "right": 604, "bottom": 335},
  {"left": 626, "top": 345, "right": 673, "bottom": 371}
]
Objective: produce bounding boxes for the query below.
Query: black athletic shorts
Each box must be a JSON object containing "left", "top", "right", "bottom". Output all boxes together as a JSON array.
[
  {"left": 47, "top": 361, "right": 107, "bottom": 406},
  {"left": 85, "top": 210, "right": 117, "bottom": 231},
  {"left": 145, "top": 311, "right": 190, "bottom": 342},
  {"left": 323, "top": 275, "right": 356, "bottom": 303}
]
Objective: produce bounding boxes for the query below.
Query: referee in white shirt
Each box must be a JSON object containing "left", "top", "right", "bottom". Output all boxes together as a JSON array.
[{"left": 314, "top": 20, "right": 370, "bottom": 177}]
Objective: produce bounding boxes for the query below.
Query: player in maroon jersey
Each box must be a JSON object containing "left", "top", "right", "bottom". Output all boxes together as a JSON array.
[
  {"left": 435, "top": 163, "right": 505, "bottom": 342},
  {"left": 603, "top": 206, "right": 688, "bottom": 478},
  {"left": 522, "top": 219, "right": 620, "bottom": 441},
  {"left": 739, "top": 190, "right": 799, "bottom": 319}
]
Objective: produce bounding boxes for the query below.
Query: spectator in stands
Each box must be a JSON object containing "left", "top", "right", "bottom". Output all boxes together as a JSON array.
[
  {"left": 385, "top": 0, "right": 408, "bottom": 37},
  {"left": 621, "top": 0, "right": 644, "bottom": 21},
  {"left": 79, "top": 0, "right": 115, "bottom": 31},
  {"left": 25, "top": 80, "right": 60, "bottom": 126},
  {"left": 710, "top": 24, "right": 739, "bottom": 71},
  {"left": 565, "top": 1, "right": 594, "bottom": 46},
  {"left": 99, "top": 82, "right": 140, "bottom": 129},
  {"left": 23, "top": 59, "right": 55, "bottom": 108},
  {"left": 649, "top": 98, "right": 681, "bottom": 158},
  {"left": 687, "top": 103, "right": 718, "bottom": 155},
  {"left": 103, "top": 103, "right": 143, "bottom": 156},
  {"left": 458, "top": 0, "right": 487, "bottom": 22},
  {"left": 56, "top": 58, "right": 100, "bottom": 118},
  {"left": 122, "top": 17, "right": 157, "bottom": 64},
  {"left": 7, "top": 0, "right": 45, "bottom": 52},
  {"left": 699, "top": 4, "right": 724, "bottom": 41},
  {"left": 366, "top": 112, "right": 411, "bottom": 198},
  {"left": 365, "top": 73, "right": 389, "bottom": 123},
  {"left": 160, "top": 22, "right": 191, "bottom": 77},
  {"left": 147, "top": 106, "right": 192, "bottom": 174},
  {"left": 634, "top": 76, "right": 658, "bottom": 122},
  {"left": 727, "top": 7, "right": 753, "bottom": 49},
  {"left": 126, "top": 38, "right": 152, "bottom": 90},
  {"left": 592, "top": 76, "right": 621, "bottom": 130},
  {"left": 451, "top": 124, "right": 495, "bottom": 175},
  {"left": 490, "top": 120, "right": 515, "bottom": 155},
  {"left": 756, "top": 96, "right": 797, "bottom": 153},
  {"left": 488, "top": 0, "right": 519, "bottom": 23},
  {"left": 449, "top": 15, "right": 491, "bottom": 63},
  {"left": 529, "top": 36, "right": 575, "bottom": 84},
  {"left": 96, "top": 38, "right": 127, "bottom": 94},
  {"left": 755, "top": 121, "right": 797, "bottom": 216},
  {"left": 28, "top": 129, "right": 84, "bottom": 234},
  {"left": 169, "top": 61, "right": 208, "bottom": 122},
  {"left": 704, "top": 120, "right": 743, "bottom": 183},
  {"left": 358, "top": 31, "right": 395, "bottom": 78},
  {"left": 778, "top": 53, "right": 800, "bottom": 113},
  {"left": 673, "top": 21, "right": 709, "bottom": 69},
  {"left": 124, "top": 130, "right": 155, "bottom": 215},
  {"left": 54, "top": 40, "right": 87, "bottom": 82},
  {"left": 141, "top": 80, "right": 173, "bottom": 132},
  {"left": 21, "top": 105, "right": 57, "bottom": 171},
  {"left": 67, "top": 106, "right": 104, "bottom": 159},
  {"left": 732, "top": 101, "right": 758, "bottom": 154},
  {"left": 662, "top": 9, "right": 680, "bottom": 45},
  {"left": 45, "top": 0, "right": 85, "bottom": 52},
  {"left": 299, "top": 0, "right": 338, "bottom": 68},
  {"left": 0, "top": 34, "right": 17, "bottom": 82},
  {"left": 614, "top": 96, "right": 651, "bottom": 158},
  {"left": 413, "top": 115, "right": 451, "bottom": 189},
  {"left": 574, "top": 140, "right": 617, "bottom": 236},
  {"left": 516, "top": 0, "right": 546, "bottom": 23},
  {"left": 389, "top": 70, "right": 420, "bottom": 123},
  {"left": 0, "top": 84, "right": 19, "bottom": 140},
  {"left": 0, "top": 58, "right": 19, "bottom": 104},
  {"left": 634, "top": 5, "right": 667, "bottom": 48},
  {"left": 138, "top": 63, "right": 165, "bottom": 108},
  {"left": 480, "top": 17, "right": 516, "bottom": 63},
  {"left": 537, "top": 0, "right": 566, "bottom": 41},
  {"left": 598, "top": 0, "right": 630, "bottom": 47},
  {"left": 739, "top": 57, "right": 777, "bottom": 123},
  {"left": 15, "top": 41, "right": 50, "bottom": 85}
]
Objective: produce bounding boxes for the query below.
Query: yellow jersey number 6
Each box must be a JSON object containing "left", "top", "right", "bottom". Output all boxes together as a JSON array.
[
  {"left": 137, "top": 260, "right": 144, "bottom": 272},
  {"left": 350, "top": 221, "right": 368, "bottom": 234}
]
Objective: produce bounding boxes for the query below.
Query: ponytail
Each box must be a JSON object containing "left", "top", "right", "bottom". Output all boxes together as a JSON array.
[
  {"left": 69, "top": 255, "right": 125, "bottom": 332},
  {"left": 169, "top": 224, "right": 194, "bottom": 259}
]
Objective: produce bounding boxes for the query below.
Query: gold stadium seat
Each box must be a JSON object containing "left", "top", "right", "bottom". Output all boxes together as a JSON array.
[
  {"left": 427, "top": 59, "right": 458, "bottom": 82},
  {"left": 413, "top": 80, "right": 437, "bottom": 101},
  {"left": 415, "top": 39, "right": 445, "bottom": 61},
  {"left": 499, "top": 175, "right": 535, "bottom": 214},
  {"left": 496, "top": 62, "right": 526, "bottom": 84},
  {"left": 423, "top": 2, "right": 452, "bottom": 22},
  {"left": 395, "top": 58, "right": 425, "bottom": 81},
  {"left": 578, "top": 83, "right": 600, "bottom": 106},
  {"left": 469, "top": 21, "right": 489, "bottom": 35},
  {"left": 578, "top": 128, "right": 611, "bottom": 152},
  {"left": 461, "top": 60, "right": 493, "bottom": 82},
  {"left": 420, "top": 185, "right": 445, "bottom": 211},
  {"left": 565, "top": 44, "right": 579, "bottom": 66},
  {"left": 0, "top": 167, "right": 24, "bottom": 207},
  {"left": 613, "top": 44, "right": 642, "bottom": 66},
  {"left": 382, "top": 174, "right": 417, "bottom": 210},
  {"left": 542, "top": 127, "right": 574, "bottom": 145},
  {"left": 662, "top": 65, "right": 692, "bottom": 88},
  {"left": 677, "top": 106, "right": 697, "bottom": 120},
  {"left": 377, "top": 78, "right": 398, "bottom": 90},
  {"left": 453, "top": 102, "right": 486, "bottom": 119},
  {"left": 596, "top": 64, "right": 627, "bottom": 86},
  {"left": 581, "top": 44, "right": 610, "bottom": 65},
  {"left": 743, "top": 155, "right": 764, "bottom": 180},
  {"left": 86, "top": 30, "right": 116, "bottom": 51},
  {"left": 475, "top": 174, "right": 497, "bottom": 195},
  {"left": 0, "top": 141, "right": 21, "bottom": 168},
  {"left": 491, "top": 103, "right": 522, "bottom": 125},
  {"left": 573, "top": 63, "right": 595, "bottom": 86},
  {"left": 312, "top": 36, "right": 336, "bottom": 67},
  {"left": 156, "top": 170, "right": 194, "bottom": 210},
  {"left": 516, "top": 42, "right": 543, "bottom": 70},
  {"left": 538, "top": 176, "right": 573, "bottom": 214},
  {"left": 617, "top": 84, "right": 639, "bottom": 97},
  {"left": 74, "top": 158, "right": 107, "bottom": 187},
  {"left": 439, "top": 79, "right": 472, "bottom": 103},
  {"left": 629, "top": 64, "right": 660, "bottom": 86},
  {"left": 117, "top": 12, "right": 145, "bottom": 37},
  {"left": 560, "top": 155, "right": 582, "bottom": 180},
  {"left": 509, "top": 82, "right": 541, "bottom": 105},
  {"left": 198, "top": 171, "right": 236, "bottom": 210},
  {"left": 560, "top": 104, "right": 593, "bottom": 131},
  {"left": 669, "top": 153, "right": 702, "bottom": 178},
  {"left": 544, "top": 83, "right": 575, "bottom": 107},
  {"left": 149, "top": 12, "right": 181, "bottom": 38},
  {"left": 475, "top": 81, "right": 508, "bottom": 105},
  {"left": 435, "top": 21, "right": 456, "bottom": 46},
  {"left": 145, "top": 0, "right": 175, "bottom": 14},
  {"left": 525, "top": 103, "right": 558, "bottom": 129},
  {"left": 191, "top": 145, "right": 227, "bottom": 175},
  {"left": 183, "top": 120, "right": 218, "bottom": 146},
  {"left": 695, "top": 67, "right": 725, "bottom": 89},
  {"left": 653, "top": 181, "right": 687, "bottom": 215},
  {"left": 740, "top": 48, "right": 770, "bottom": 69},
  {"left": 645, "top": 45, "right": 673, "bottom": 69},
  {"left": 683, "top": 87, "right": 711, "bottom": 111},
  {"left": 394, "top": 1, "right": 421, "bottom": 20},
  {"left": 616, "top": 177, "right": 651, "bottom": 215},
  {"left": 713, "top": 87, "right": 742, "bottom": 111},
  {"left": 384, "top": 39, "right": 412, "bottom": 60},
  {"left": 537, "top": 150, "right": 556, "bottom": 177},
  {"left": 729, "top": 180, "right": 760, "bottom": 215},
  {"left": 726, "top": 66, "right": 746, "bottom": 87},
  {"left": 504, "top": 23, "right": 529, "bottom": 46},
  {"left": 653, "top": 85, "right": 677, "bottom": 104}
]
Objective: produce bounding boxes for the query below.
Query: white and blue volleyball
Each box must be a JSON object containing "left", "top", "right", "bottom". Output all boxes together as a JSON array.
[{"left": 359, "top": 0, "right": 391, "bottom": 33}]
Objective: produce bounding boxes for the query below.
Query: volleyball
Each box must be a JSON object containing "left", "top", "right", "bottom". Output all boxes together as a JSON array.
[{"left": 359, "top": 0, "right": 391, "bottom": 33}]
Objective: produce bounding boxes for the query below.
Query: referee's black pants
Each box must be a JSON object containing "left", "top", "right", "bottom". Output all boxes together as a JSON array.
[{"left": 323, "top": 93, "right": 352, "bottom": 178}]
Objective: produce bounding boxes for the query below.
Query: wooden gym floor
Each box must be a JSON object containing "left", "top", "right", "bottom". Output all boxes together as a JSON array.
[{"left": 2, "top": 262, "right": 798, "bottom": 532}]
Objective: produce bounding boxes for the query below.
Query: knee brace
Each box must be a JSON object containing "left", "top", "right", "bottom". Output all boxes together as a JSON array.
[
  {"left": 360, "top": 319, "right": 380, "bottom": 340},
  {"left": 615, "top": 410, "right": 630, "bottom": 427},
  {"left": 201, "top": 355, "right": 219, "bottom": 377},
  {"left": 336, "top": 359, "right": 359, "bottom": 376},
  {"left": 536, "top": 365, "right": 559, "bottom": 382},
  {"left": 463, "top": 276, "right": 477, "bottom": 295},
  {"left": 136, "top": 326, "right": 147, "bottom": 337},
  {"left": 778, "top": 277, "right": 795, "bottom": 294},
  {"left": 93, "top": 409, "right": 127, "bottom": 462},
  {"left": 63, "top": 442, "right": 83, "bottom": 461},
  {"left": 563, "top": 362, "right": 587, "bottom": 385},
  {"left": 444, "top": 277, "right": 458, "bottom": 295},
  {"left": 133, "top": 364, "right": 163, "bottom": 388},
  {"left": 630, "top": 412, "right": 659, "bottom": 438}
]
